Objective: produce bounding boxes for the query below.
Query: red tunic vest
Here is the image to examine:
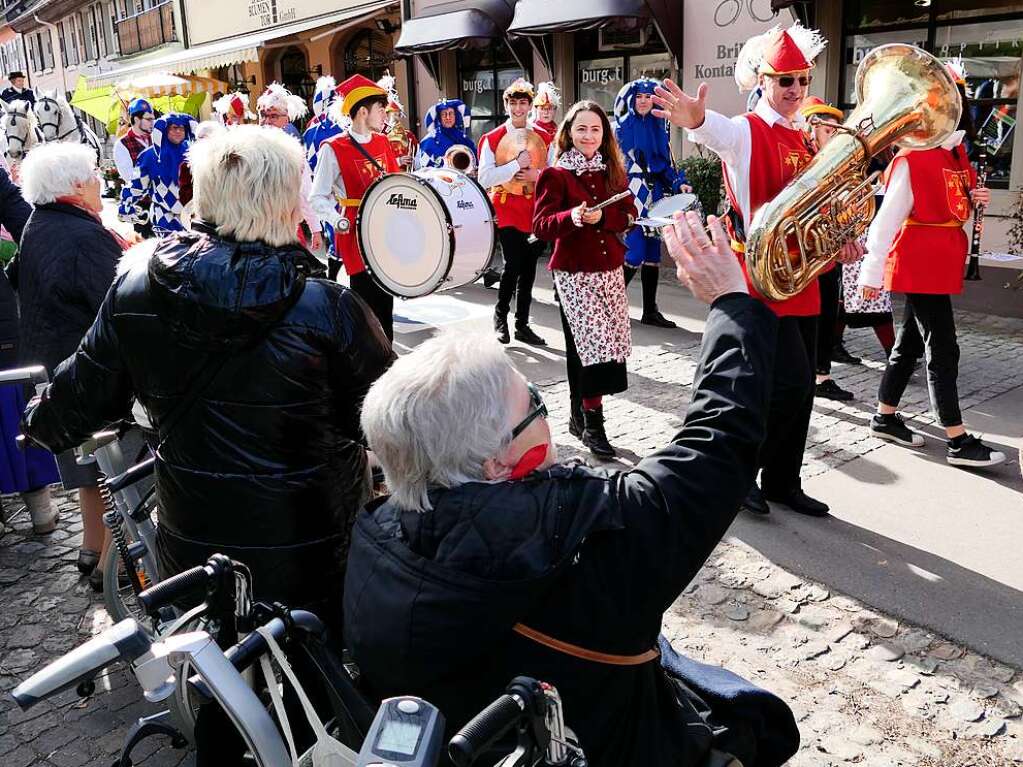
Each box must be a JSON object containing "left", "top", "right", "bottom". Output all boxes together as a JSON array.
[
  {"left": 479, "top": 123, "right": 553, "bottom": 234},
  {"left": 120, "top": 130, "right": 151, "bottom": 165},
  {"left": 326, "top": 132, "right": 400, "bottom": 276},
  {"left": 884, "top": 145, "right": 975, "bottom": 296},
  {"left": 723, "top": 113, "right": 819, "bottom": 316}
]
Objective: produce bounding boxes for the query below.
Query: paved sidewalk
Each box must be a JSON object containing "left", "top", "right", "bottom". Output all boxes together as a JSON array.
[{"left": 2, "top": 268, "right": 1021, "bottom": 765}]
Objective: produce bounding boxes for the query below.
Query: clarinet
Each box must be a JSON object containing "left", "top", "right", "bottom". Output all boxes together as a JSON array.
[{"left": 965, "top": 143, "right": 988, "bottom": 281}]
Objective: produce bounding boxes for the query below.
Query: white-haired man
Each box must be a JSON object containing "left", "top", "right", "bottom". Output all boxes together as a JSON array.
[
  {"left": 652, "top": 23, "right": 865, "bottom": 518},
  {"left": 344, "top": 211, "right": 799, "bottom": 767},
  {"left": 24, "top": 125, "right": 394, "bottom": 630}
]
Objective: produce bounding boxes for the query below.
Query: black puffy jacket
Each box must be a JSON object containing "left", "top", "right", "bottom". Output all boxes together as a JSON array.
[{"left": 25, "top": 223, "right": 394, "bottom": 622}]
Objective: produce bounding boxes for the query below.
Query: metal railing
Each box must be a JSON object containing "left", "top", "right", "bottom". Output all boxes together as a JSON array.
[{"left": 115, "top": 1, "right": 176, "bottom": 56}]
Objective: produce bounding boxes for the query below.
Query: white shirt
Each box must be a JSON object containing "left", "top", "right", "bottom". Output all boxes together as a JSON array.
[
  {"left": 309, "top": 127, "right": 373, "bottom": 229},
  {"left": 859, "top": 130, "right": 966, "bottom": 289},
  {"left": 476, "top": 120, "right": 557, "bottom": 191},
  {"left": 687, "top": 98, "right": 806, "bottom": 231},
  {"left": 113, "top": 129, "right": 150, "bottom": 184}
]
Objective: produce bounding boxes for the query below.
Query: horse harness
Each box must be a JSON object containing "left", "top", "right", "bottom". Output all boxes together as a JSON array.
[{"left": 36, "top": 96, "right": 82, "bottom": 142}]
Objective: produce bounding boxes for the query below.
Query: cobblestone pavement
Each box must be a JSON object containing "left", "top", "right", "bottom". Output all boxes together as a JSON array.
[{"left": 1, "top": 293, "right": 1021, "bottom": 766}]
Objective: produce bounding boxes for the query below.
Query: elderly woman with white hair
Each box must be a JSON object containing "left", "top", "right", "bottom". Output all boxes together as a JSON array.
[
  {"left": 16, "top": 142, "right": 129, "bottom": 584},
  {"left": 24, "top": 125, "right": 394, "bottom": 626},
  {"left": 344, "top": 213, "right": 801, "bottom": 767}
]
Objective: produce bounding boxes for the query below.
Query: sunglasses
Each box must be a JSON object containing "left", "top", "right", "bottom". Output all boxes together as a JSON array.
[
  {"left": 772, "top": 74, "right": 812, "bottom": 88},
  {"left": 259, "top": 111, "right": 288, "bottom": 119},
  {"left": 511, "top": 382, "right": 548, "bottom": 439}
]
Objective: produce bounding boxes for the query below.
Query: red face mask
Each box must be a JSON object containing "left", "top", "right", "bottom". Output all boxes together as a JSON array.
[{"left": 508, "top": 443, "right": 548, "bottom": 480}]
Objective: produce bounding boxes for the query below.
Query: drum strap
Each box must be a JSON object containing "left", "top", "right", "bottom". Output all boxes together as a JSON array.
[{"left": 349, "top": 135, "right": 385, "bottom": 174}]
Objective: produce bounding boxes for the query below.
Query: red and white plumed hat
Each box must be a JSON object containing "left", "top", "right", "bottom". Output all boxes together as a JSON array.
[
  {"left": 533, "top": 81, "right": 561, "bottom": 109},
  {"left": 213, "top": 92, "right": 254, "bottom": 121},
  {"left": 503, "top": 77, "right": 535, "bottom": 101},
  {"left": 377, "top": 71, "right": 405, "bottom": 117},
  {"left": 257, "top": 82, "right": 309, "bottom": 121},
  {"left": 735, "top": 23, "right": 827, "bottom": 92},
  {"left": 946, "top": 57, "right": 967, "bottom": 86}
]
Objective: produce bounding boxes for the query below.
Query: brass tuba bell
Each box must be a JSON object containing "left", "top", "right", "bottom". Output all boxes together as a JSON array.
[
  {"left": 443, "top": 144, "right": 476, "bottom": 174},
  {"left": 746, "top": 44, "right": 962, "bottom": 301}
]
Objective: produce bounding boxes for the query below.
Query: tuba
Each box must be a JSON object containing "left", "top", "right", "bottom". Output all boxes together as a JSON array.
[
  {"left": 443, "top": 144, "right": 476, "bottom": 174},
  {"left": 746, "top": 44, "right": 961, "bottom": 301}
]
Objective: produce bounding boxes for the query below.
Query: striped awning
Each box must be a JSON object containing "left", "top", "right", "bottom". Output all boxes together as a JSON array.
[{"left": 111, "top": 73, "right": 231, "bottom": 97}]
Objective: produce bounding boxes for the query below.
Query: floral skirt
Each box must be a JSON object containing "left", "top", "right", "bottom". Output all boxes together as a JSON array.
[
  {"left": 553, "top": 268, "right": 632, "bottom": 367},
  {"left": 842, "top": 259, "right": 893, "bottom": 327}
]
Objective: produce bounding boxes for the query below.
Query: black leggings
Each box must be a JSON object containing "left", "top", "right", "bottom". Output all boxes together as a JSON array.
[
  {"left": 878, "top": 293, "right": 962, "bottom": 427},
  {"left": 496, "top": 227, "right": 544, "bottom": 326}
]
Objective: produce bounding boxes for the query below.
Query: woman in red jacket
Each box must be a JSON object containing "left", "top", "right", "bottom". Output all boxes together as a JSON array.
[{"left": 534, "top": 101, "right": 635, "bottom": 458}]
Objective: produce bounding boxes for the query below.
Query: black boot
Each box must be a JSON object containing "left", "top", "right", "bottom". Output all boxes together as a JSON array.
[
  {"left": 569, "top": 397, "right": 583, "bottom": 438},
  {"left": 582, "top": 406, "right": 615, "bottom": 458},
  {"left": 514, "top": 324, "right": 547, "bottom": 346},
  {"left": 494, "top": 310, "right": 510, "bottom": 344},
  {"left": 639, "top": 264, "right": 677, "bottom": 328},
  {"left": 624, "top": 265, "right": 639, "bottom": 286}
]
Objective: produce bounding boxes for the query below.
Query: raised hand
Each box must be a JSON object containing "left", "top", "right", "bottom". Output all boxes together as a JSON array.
[
  {"left": 652, "top": 79, "right": 709, "bottom": 130},
  {"left": 663, "top": 211, "right": 748, "bottom": 305}
]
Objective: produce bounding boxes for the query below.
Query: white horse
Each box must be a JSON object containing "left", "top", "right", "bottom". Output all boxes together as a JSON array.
[
  {"left": 33, "top": 89, "right": 102, "bottom": 162},
  {"left": 0, "top": 99, "right": 44, "bottom": 163}
]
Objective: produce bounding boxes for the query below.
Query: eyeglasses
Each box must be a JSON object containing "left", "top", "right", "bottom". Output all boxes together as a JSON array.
[
  {"left": 510, "top": 382, "right": 548, "bottom": 439},
  {"left": 259, "top": 111, "right": 287, "bottom": 120},
  {"left": 773, "top": 74, "right": 812, "bottom": 88}
]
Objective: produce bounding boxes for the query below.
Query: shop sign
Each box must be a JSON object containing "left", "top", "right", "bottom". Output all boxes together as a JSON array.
[
  {"left": 581, "top": 66, "right": 624, "bottom": 85},
  {"left": 247, "top": 0, "right": 298, "bottom": 27}
]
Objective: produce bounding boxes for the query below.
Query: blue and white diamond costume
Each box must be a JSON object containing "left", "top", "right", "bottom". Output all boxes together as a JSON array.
[{"left": 127, "top": 113, "right": 195, "bottom": 235}]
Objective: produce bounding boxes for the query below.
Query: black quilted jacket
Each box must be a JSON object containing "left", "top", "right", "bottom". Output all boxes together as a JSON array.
[
  {"left": 25, "top": 223, "right": 394, "bottom": 622},
  {"left": 344, "top": 295, "right": 800, "bottom": 767}
]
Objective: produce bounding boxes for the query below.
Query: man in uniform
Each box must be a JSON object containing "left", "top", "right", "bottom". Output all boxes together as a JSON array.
[
  {"left": 477, "top": 78, "right": 555, "bottom": 346},
  {"left": 310, "top": 74, "right": 399, "bottom": 339},
  {"left": 652, "top": 23, "right": 863, "bottom": 518},
  {"left": 115, "top": 98, "right": 155, "bottom": 237}
]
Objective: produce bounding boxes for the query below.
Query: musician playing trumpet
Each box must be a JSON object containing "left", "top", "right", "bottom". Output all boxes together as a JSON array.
[
  {"left": 478, "top": 78, "right": 556, "bottom": 346},
  {"left": 653, "top": 23, "right": 865, "bottom": 519},
  {"left": 858, "top": 62, "right": 1005, "bottom": 469}
]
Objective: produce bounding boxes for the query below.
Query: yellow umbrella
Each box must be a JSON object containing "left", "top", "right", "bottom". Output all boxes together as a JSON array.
[{"left": 69, "top": 74, "right": 120, "bottom": 124}]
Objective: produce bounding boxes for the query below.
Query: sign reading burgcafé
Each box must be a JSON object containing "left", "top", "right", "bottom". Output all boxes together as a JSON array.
[{"left": 184, "top": 0, "right": 346, "bottom": 46}]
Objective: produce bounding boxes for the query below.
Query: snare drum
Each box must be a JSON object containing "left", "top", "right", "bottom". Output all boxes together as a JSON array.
[
  {"left": 634, "top": 193, "right": 703, "bottom": 231},
  {"left": 357, "top": 169, "right": 496, "bottom": 298}
]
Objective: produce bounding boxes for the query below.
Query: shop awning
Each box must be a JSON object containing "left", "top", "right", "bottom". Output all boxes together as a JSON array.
[
  {"left": 87, "top": 1, "right": 394, "bottom": 87},
  {"left": 508, "top": 0, "right": 682, "bottom": 68},
  {"left": 395, "top": 0, "right": 515, "bottom": 54}
]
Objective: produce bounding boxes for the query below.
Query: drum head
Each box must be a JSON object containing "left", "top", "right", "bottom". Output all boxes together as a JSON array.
[
  {"left": 358, "top": 174, "right": 454, "bottom": 298},
  {"left": 647, "top": 193, "right": 698, "bottom": 220}
]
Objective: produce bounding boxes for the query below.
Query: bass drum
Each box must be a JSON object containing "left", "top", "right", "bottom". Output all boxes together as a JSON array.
[{"left": 357, "top": 169, "right": 496, "bottom": 298}]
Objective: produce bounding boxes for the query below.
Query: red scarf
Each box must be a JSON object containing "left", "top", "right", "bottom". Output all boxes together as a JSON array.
[{"left": 56, "top": 196, "right": 133, "bottom": 250}]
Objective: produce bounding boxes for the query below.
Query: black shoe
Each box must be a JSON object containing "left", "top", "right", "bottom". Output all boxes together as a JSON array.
[
  {"left": 764, "top": 488, "right": 830, "bottom": 517},
  {"left": 514, "top": 325, "right": 547, "bottom": 346},
  {"left": 640, "top": 311, "right": 677, "bottom": 329},
  {"left": 870, "top": 413, "right": 924, "bottom": 447},
  {"left": 88, "top": 567, "right": 103, "bottom": 593},
  {"left": 815, "top": 379, "right": 854, "bottom": 402},
  {"left": 582, "top": 406, "right": 615, "bottom": 458},
  {"left": 77, "top": 548, "right": 100, "bottom": 576},
  {"left": 482, "top": 269, "right": 502, "bottom": 289},
  {"left": 569, "top": 398, "right": 583, "bottom": 439},
  {"left": 741, "top": 484, "right": 770, "bottom": 515},
  {"left": 831, "top": 344, "right": 861, "bottom": 365},
  {"left": 946, "top": 434, "right": 1006, "bottom": 468},
  {"left": 494, "top": 312, "right": 510, "bottom": 344}
]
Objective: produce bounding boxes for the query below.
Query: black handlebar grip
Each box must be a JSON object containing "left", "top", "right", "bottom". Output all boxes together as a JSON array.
[
  {"left": 105, "top": 456, "right": 156, "bottom": 495},
  {"left": 448, "top": 693, "right": 524, "bottom": 767},
  {"left": 138, "top": 565, "right": 210, "bottom": 614}
]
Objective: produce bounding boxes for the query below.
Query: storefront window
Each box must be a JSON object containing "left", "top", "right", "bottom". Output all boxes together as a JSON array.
[
  {"left": 845, "top": 0, "right": 929, "bottom": 29},
  {"left": 459, "top": 41, "right": 531, "bottom": 145},
  {"left": 578, "top": 57, "right": 625, "bottom": 112},
  {"left": 843, "top": 4, "right": 1023, "bottom": 189}
]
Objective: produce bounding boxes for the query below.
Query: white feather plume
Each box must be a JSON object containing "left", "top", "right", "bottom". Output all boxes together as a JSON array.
[
  {"left": 534, "top": 81, "right": 561, "bottom": 108},
  {"left": 257, "top": 82, "right": 308, "bottom": 121}
]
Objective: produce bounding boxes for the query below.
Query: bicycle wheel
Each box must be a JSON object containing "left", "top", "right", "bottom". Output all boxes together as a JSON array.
[{"left": 101, "top": 490, "right": 159, "bottom": 632}]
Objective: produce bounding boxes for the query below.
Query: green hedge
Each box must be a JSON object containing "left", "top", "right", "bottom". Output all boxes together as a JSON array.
[{"left": 680, "top": 153, "right": 724, "bottom": 217}]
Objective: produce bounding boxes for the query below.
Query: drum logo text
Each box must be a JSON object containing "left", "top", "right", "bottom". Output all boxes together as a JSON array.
[
  {"left": 387, "top": 193, "right": 418, "bottom": 210},
  {"left": 456, "top": 200, "right": 475, "bottom": 210}
]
